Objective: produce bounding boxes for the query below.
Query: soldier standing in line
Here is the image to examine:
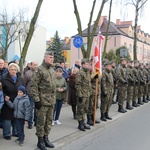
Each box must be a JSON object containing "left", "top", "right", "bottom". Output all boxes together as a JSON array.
[
  {"left": 132, "top": 60, "right": 142, "bottom": 107},
  {"left": 75, "top": 58, "right": 91, "bottom": 131},
  {"left": 143, "top": 63, "right": 150, "bottom": 101},
  {"left": 111, "top": 61, "right": 118, "bottom": 104},
  {"left": 100, "top": 61, "right": 114, "bottom": 121},
  {"left": 139, "top": 63, "right": 148, "bottom": 103},
  {"left": 117, "top": 58, "right": 128, "bottom": 113},
  {"left": 126, "top": 60, "right": 134, "bottom": 110},
  {"left": 31, "top": 51, "right": 56, "bottom": 150}
]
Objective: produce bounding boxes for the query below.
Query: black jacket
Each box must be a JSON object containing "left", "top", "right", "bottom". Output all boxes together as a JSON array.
[{"left": 1, "top": 73, "right": 23, "bottom": 120}]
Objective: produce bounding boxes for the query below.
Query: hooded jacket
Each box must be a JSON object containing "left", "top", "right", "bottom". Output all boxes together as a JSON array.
[{"left": 6, "top": 95, "right": 31, "bottom": 121}]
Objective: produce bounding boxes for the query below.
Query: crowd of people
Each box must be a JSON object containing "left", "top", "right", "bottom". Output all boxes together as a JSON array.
[{"left": 0, "top": 51, "right": 149, "bottom": 150}]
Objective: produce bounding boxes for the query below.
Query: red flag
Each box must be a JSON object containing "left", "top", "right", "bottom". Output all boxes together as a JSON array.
[{"left": 92, "top": 34, "right": 104, "bottom": 77}]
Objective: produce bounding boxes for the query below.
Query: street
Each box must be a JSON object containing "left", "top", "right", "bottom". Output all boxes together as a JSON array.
[{"left": 60, "top": 103, "right": 150, "bottom": 150}]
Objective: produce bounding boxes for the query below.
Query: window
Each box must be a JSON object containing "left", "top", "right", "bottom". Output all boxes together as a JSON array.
[
  {"left": 140, "top": 47, "right": 143, "bottom": 55},
  {"left": 129, "top": 44, "right": 132, "bottom": 53},
  {"left": 136, "top": 46, "right": 138, "bottom": 54},
  {"left": 114, "top": 37, "right": 116, "bottom": 47},
  {"left": 124, "top": 42, "right": 127, "bottom": 47}
]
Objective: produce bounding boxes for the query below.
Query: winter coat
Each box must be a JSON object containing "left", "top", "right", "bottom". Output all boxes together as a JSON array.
[
  {"left": 0, "top": 90, "right": 4, "bottom": 110},
  {"left": 24, "top": 69, "right": 34, "bottom": 96},
  {"left": 68, "top": 74, "right": 77, "bottom": 106},
  {"left": 1, "top": 73, "right": 23, "bottom": 120},
  {"left": 56, "top": 76, "right": 67, "bottom": 100},
  {"left": 6, "top": 95, "right": 31, "bottom": 121}
]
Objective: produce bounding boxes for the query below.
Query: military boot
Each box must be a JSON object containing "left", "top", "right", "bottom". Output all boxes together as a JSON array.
[
  {"left": 147, "top": 96, "right": 150, "bottom": 101},
  {"left": 101, "top": 112, "right": 107, "bottom": 121},
  {"left": 105, "top": 112, "right": 112, "bottom": 120},
  {"left": 43, "top": 135, "right": 55, "bottom": 148},
  {"left": 118, "top": 105, "right": 126, "bottom": 113},
  {"left": 37, "top": 137, "right": 47, "bottom": 150},
  {"left": 143, "top": 96, "right": 148, "bottom": 103},
  {"left": 83, "top": 120, "right": 91, "bottom": 129},
  {"left": 78, "top": 121, "right": 85, "bottom": 131},
  {"left": 126, "top": 102, "right": 133, "bottom": 110},
  {"left": 91, "top": 114, "right": 100, "bottom": 124},
  {"left": 87, "top": 115, "right": 94, "bottom": 126},
  {"left": 137, "top": 98, "right": 144, "bottom": 105}
]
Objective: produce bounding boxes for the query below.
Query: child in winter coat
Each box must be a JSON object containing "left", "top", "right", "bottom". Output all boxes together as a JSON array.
[
  {"left": 0, "top": 82, "right": 4, "bottom": 113},
  {"left": 5, "top": 85, "right": 30, "bottom": 146}
]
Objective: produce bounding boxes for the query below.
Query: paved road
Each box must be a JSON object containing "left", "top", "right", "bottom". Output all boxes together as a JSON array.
[{"left": 60, "top": 102, "right": 150, "bottom": 150}]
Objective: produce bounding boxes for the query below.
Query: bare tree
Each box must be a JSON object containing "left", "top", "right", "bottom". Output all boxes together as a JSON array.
[
  {"left": 0, "top": 9, "right": 28, "bottom": 60},
  {"left": 19, "top": 0, "right": 43, "bottom": 73},
  {"left": 125, "top": 0, "right": 148, "bottom": 60},
  {"left": 73, "top": 0, "right": 108, "bottom": 58},
  {"left": 103, "top": 0, "right": 113, "bottom": 58}
]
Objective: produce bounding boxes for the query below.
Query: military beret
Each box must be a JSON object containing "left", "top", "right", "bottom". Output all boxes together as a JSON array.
[
  {"left": 128, "top": 60, "right": 133, "bottom": 63},
  {"left": 45, "top": 51, "right": 54, "bottom": 56},
  {"left": 55, "top": 66, "right": 63, "bottom": 72},
  {"left": 81, "top": 58, "right": 89, "bottom": 64},
  {"left": 120, "top": 58, "right": 127, "bottom": 62},
  {"left": 134, "top": 60, "right": 139, "bottom": 63},
  {"left": 104, "top": 61, "right": 112, "bottom": 66},
  {"left": 102, "top": 59, "right": 108, "bottom": 64}
]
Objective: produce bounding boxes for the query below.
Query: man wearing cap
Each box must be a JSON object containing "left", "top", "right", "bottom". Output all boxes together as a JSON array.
[
  {"left": 31, "top": 51, "right": 56, "bottom": 150},
  {"left": 75, "top": 58, "right": 91, "bottom": 131},
  {"left": 143, "top": 63, "right": 149, "bottom": 102},
  {"left": 139, "top": 63, "right": 148, "bottom": 103},
  {"left": 126, "top": 60, "right": 134, "bottom": 110},
  {"left": 100, "top": 61, "right": 114, "bottom": 121},
  {"left": 132, "top": 60, "right": 142, "bottom": 106},
  {"left": 117, "top": 58, "right": 128, "bottom": 113}
]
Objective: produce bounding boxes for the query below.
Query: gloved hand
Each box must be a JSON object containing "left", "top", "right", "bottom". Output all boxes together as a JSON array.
[
  {"left": 35, "top": 101, "right": 42, "bottom": 110},
  {"left": 78, "top": 97, "right": 82, "bottom": 103},
  {"left": 94, "top": 74, "right": 99, "bottom": 79}
]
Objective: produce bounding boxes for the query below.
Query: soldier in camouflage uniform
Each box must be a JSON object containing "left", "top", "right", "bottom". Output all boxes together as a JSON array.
[
  {"left": 117, "top": 58, "right": 128, "bottom": 113},
  {"left": 132, "top": 60, "right": 142, "bottom": 107},
  {"left": 138, "top": 63, "right": 148, "bottom": 103},
  {"left": 31, "top": 51, "right": 56, "bottom": 150},
  {"left": 111, "top": 61, "right": 118, "bottom": 104},
  {"left": 126, "top": 60, "right": 134, "bottom": 110},
  {"left": 75, "top": 58, "right": 91, "bottom": 131},
  {"left": 100, "top": 61, "right": 114, "bottom": 121},
  {"left": 143, "top": 63, "right": 149, "bottom": 101}
]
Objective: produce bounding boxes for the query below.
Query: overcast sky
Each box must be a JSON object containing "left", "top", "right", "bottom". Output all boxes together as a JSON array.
[{"left": 0, "top": 0, "right": 150, "bottom": 40}]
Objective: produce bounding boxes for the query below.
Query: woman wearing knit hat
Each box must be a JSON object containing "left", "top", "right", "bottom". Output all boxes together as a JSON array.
[{"left": 5, "top": 85, "right": 30, "bottom": 146}]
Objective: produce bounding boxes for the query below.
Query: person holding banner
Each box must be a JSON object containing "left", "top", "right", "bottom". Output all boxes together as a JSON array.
[
  {"left": 75, "top": 58, "right": 91, "bottom": 131},
  {"left": 100, "top": 61, "right": 114, "bottom": 121}
]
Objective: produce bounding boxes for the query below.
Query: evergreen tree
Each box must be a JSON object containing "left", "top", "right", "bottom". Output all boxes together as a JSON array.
[{"left": 47, "top": 31, "right": 65, "bottom": 63}]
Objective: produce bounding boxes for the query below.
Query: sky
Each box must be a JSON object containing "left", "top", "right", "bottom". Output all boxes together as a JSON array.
[{"left": 0, "top": 0, "right": 150, "bottom": 40}]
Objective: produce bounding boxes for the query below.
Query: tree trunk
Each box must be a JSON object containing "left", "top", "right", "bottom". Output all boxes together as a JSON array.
[
  {"left": 19, "top": 0, "right": 43, "bottom": 73},
  {"left": 133, "top": 1, "right": 139, "bottom": 61},
  {"left": 103, "top": 0, "right": 112, "bottom": 58}
]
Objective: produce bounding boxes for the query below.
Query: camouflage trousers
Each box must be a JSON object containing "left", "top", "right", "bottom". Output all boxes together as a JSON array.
[
  {"left": 76, "top": 97, "right": 89, "bottom": 121},
  {"left": 36, "top": 106, "right": 54, "bottom": 137},
  {"left": 138, "top": 85, "right": 144, "bottom": 98},
  {"left": 133, "top": 85, "right": 138, "bottom": 102},
  {"left": 100, "top": 90, "right": 113, "bottom": 113},
  {"left": 127, "top": 85, "right": 134, "bottom": 104},
  {"left": 117, "top": 85, "right": 127, "bottom": 106},
  {"left": 143, "top": 84, "right": 148, "bottom": 96},
  {"left": 87, "top": 94, "right": 99, "bottom": 115},
  {"left": 148, "top": 84, "right": 150, "bottom": 96}
]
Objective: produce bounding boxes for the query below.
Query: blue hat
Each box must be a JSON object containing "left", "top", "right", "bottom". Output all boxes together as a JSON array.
[{"left": 17, "top": 86, "right": 26, "bottom": 94}]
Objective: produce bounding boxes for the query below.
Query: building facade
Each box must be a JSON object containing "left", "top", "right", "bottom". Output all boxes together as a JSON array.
[{"left": 70, "top": 16, "right": 150, "bottom": 66}]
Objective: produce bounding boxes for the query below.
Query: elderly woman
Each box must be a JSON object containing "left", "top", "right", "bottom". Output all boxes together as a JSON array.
[{"left": 1, "top": 63, "right": 23, "bottom": 140}]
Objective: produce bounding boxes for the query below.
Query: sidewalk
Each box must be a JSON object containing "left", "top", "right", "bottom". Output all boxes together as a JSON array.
[{"left": 0, "top": 102, "right": 145, "bottom": 150}]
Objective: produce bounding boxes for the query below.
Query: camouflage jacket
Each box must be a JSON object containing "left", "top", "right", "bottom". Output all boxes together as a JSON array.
[
  {"left": 117, "top": 64, "right": 128, "bottom": 85},
  {"left": 101, "top": 69, "right": 114, "bottom": 95},
  {"left": 127, "top": 66, "right": 134, "bottom": 85},
  {"left": 139, "top": 67, "right": 146, "bottom": 84},
  {"left": 31, "top": 61, "right": 56, "bottom": 106},
  {"left": 75, "top": 68, "right": 91, "bottom": 98},
  {"left": 56, "top": 76, "right": 67, "bottom": 100}
]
